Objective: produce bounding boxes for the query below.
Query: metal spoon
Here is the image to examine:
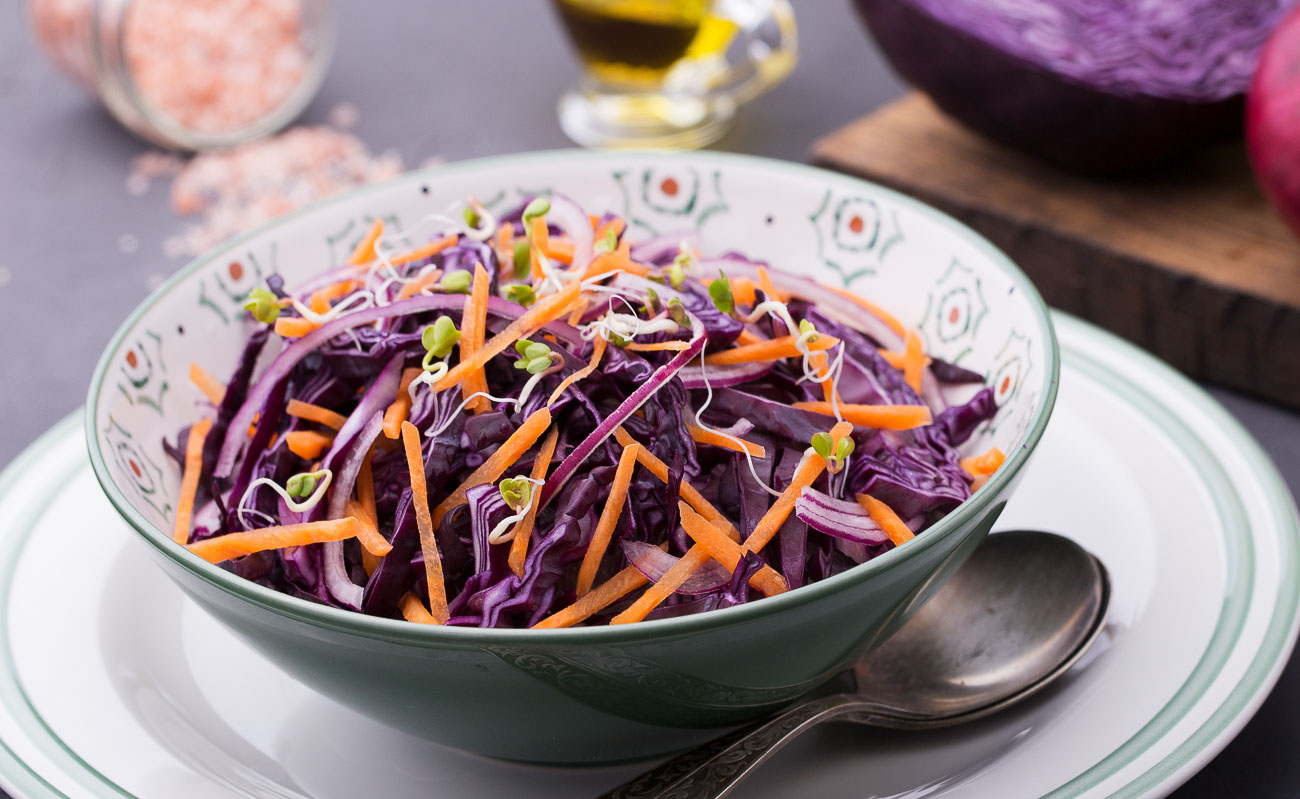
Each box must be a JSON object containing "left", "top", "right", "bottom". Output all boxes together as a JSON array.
[{"left": 601, "top": 530, "right": 1110, "bottom": 799}]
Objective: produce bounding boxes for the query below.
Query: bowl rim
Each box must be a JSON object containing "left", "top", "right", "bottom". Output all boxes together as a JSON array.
[{"left": 85, "top": 148, "right": 1060, "bottom": 645}]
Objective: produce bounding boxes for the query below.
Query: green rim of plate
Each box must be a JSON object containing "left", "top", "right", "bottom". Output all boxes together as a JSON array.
[
  {"left": 0, "top": 313, "right": 1292, "bottom": 798},
  {"left": 81, "top": 149, "right": 1061, "bottom": 645}
]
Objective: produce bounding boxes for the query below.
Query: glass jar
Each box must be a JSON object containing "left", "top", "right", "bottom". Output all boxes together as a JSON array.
[{"left": 28, "top": 0, "right": 336, "bottom": 151}]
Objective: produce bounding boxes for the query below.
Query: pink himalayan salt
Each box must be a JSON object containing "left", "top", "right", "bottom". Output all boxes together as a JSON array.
[
  {"left": 123, "top": 0, "right": 308, "bottom": 134},
  {"left": 156, "top": 126, "right": 404, "bottom": 258}
]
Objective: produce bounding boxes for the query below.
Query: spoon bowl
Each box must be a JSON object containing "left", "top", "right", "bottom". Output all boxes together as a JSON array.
[{"left": 603, "top": 530, "right": 1111, "bottom": 798}]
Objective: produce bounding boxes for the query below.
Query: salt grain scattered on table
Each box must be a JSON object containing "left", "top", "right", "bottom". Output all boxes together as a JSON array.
[{"left": 328, "top": 101, "right": 361, "bottom": 130}]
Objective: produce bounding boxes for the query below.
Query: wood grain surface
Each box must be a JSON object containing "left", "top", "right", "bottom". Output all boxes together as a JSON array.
[{"left": 813, "top": 93, "right": 1300, "bottom": 409}]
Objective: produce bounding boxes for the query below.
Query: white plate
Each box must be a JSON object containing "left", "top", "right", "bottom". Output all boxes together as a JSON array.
[{"left": 0, "top": 313, "right": 1296, "bottom": 799}]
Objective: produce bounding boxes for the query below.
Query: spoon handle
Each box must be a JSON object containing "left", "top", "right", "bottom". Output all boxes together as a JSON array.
[{"left": 599, "top": 693, "right": 865, "bottom": 799}]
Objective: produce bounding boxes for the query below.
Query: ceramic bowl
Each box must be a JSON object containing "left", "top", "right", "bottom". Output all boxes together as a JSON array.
[{"left": 86, "top": 150, "right": 1058, "bottom": 764}]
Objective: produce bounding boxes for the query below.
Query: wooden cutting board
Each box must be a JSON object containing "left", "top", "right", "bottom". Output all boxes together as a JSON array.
[{"left": 812, "top": 93, "right": 1300, "bottom": 410}]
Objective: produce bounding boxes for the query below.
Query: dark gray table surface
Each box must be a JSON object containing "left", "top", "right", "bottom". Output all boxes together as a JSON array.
[{"left": 3, "top": 2, "right": 1300, "bottom": 797}]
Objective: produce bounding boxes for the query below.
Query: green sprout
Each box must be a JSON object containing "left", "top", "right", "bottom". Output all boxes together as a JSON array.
[
  {"left": 521, "top": 197, "right": 551, "bottom": 224},
  {"left": 666, "top": 298, "right": 689, "bottom": 327},
  {"left": 593, "top": 226, "right": 618, "bottom": 255},
  {"left": 811, "top": 430, "right": 854, "bottom": 472},
  {"left": 463, "top": 206, "right": 482, "bottom": 229},
  {"left": 513, "top": 339, "right": 555, "bottom": 374},
  {"left": 243, "top": 286, "right": 281, "bottom": 324},
  {"left": 798, "top": 318, "right": 820, "bottom": 343},
  {"left": 810, "top": 432, "right": 833, "bottom": 459},
  {"left": 286, "top": 469, "right": 328, "bottom": 500},
  {"left": 512, "top": 239, "right": 531, "bottom": 279},
  {"left": 708, "top": 272, "right": 734, "bottom": 315},
  {"left": 667, "top": 258, "right": 687, "bottom": 289},
  {"left": 440, "top": 270, "right": 472, "bottom": 294},
  {"left": 421, "top": 316, "right": 460, "bottom": 370},
  {"left": 499, "top": 476, "right": 532, "bottom": 512},
  {"left": 505, "top": 283, "right": 536, "bottom": 306},
  {"left": 642, "top": 287, "right": 661, "bottom": 317}
]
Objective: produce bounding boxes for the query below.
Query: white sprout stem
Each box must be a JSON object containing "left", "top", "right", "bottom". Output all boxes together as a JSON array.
[
  {"left": 408, "top": 360, "right": 450, "bottom": 402},
  {"left": 236, "top": 470, "right": 333, "bottom": 530},
  {"left": 692, "top": 339, "right": 782, "bottom": 498},
  {"left": 291, "top": 290, "right": 374, "bottom": 325},
  {"left": 487, "top": 477, "right": 545, "bottom": 544},
  {"left": 424, "top": 391, "right": 513, "bottom": 438},
  {"left": 422, "top": 355, "right": 562, "bottom": 438}
]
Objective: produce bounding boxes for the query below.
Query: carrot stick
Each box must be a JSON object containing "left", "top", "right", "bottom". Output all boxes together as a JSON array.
[
  {"left": 285, "top": 430, "right": 334, "bottom": 460},
  {"left": 356, "top": 454, "right": 382, "bottom": 575},
  {"left": 401, "top": 421, "right": 448, "bottom": 624},
  {"left": 430, "top": 408, "right": 553, "bottom": 529},
  {"left": 533, "top": 561, "right": 652, "bottom": 629},
  {"left": 580, "top": 240, "right": 650, "bottom": 279},
  {"left": 286, "top": 399, "right": 347, "bottom": 431},
  {"left": 856, "top": 494, "right": 915, "bottom": 546},
  {"left": 547, "top": 335, "right": 607, "bottom": 407},
  {"left": 433, "top": 281, "right": 583, "bottom": 392},
  {"left": 460, "top": 263, "right": 492, "bottom": 414},
  {"left": 808, "top": 350, "right": 840, "bottom": 406},
  {"left": 529, "top": 217, "right": 549, "bottom": 280},
  {"left": 824, "top": 285, "right": 907, "bottom": 339},
  {"left": 187, "top": 517, "right": 363, "bottom": 563},
  {"left": 731, "top": 277, "right": 756, "bottom": 309},
  {"left": 382, "top": 234, "right": 458, "bottom": 271},
  {"left": 565, "top": 298, "right": 588, "bottom": 327},
  {"left": 610, "top": 547, "right": 714, "bottom": 624},
  {"left": 677, "top": 503, "right": 787, "bottom": 596},
  {"left": 685, "top": 423, "right": 766, "bottom": 458},
  {"left": 734, "top": 328, "right": 764, "bottom": 347},
  {"left": 756, "top": 266, "right": 787, "bottom": 303},
  {"left": 593, "top": 217, "right": 626, "bottom": 243},
  {"left": 347, "top": 219, "right": 384, "bottom": 265},
  {"left": 494, "top": 225, "right": 513, "bottom": 277},
  {"left": 401, "top": 592, "right": 438, "bottom": 624},
  {"left": 172, "top": 417, "right": 213, "bottom": 544},
  {"left": 625, "top": 340, "right": 692, "bottom": 352},
  {"left": 702, "top": 334, "right": 837, "bottom": 365},
  {"left": 380, "top": 368, "right": 422, "bottom": 440},
  {"left": 791, "top": 401, "right": 933, "bottom": 430},
  {"left": 189, "top": 363, "right": 226, "bottom": 404},
  {"left": 612, "top": 426, "right": 740, "bottom": 539},
  {"left": 878, "top": 347, "right": 933, "bottom": 373},
  {"left": 307, "top": 279, "right": 360, "bottom": 312},
  {"left": 541, "top": 238, "right": 575, "bottom": 264},
  {"left": 394, "top": 269, "right": 443, "bottom": 302},
  {"left": 507, "top": 426, "right": 561, "bottom": 577},
  {"left": 274, "top": 317, "right": 317, "bottom": 338},
  {"left": 576, "top": 443, "right": 641, "bottom": 596},
  {"left": 739, "top": 427, "right": 844, "bottom": 555},
  {"left": 903, "top": 330, "right": 925, "bottom": 394},
  {"left": 960, "top": 446, "right": 1006, "bottom": 477},
  {"left": 345, "top": 498, "right": 393, "bottom": 557}
]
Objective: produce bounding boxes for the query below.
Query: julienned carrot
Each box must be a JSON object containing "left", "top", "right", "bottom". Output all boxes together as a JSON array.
[
  {"left": 547, "top": 335, "right": 607, "bottom": 407},
  {"left": 347, "top": 219, "right": 384, "bottom": 265},
  {"left": 685, "top": 423, "right": 766, "bottom": 458},
  {"left": 856, "top": 494, "right": 915, "bottom": 546},
  {"left": 356, "top": 454, "right": 382, "bottom": 575},
  {"left": 677, "top": 503, "right": 787, "bottom": 596},
  {"left": 401, "top": 592, "right": 438, "bottom": 624},
  {"left": 432, "top": 280, "right": 583, "bottom": 392},
  {"left": 808, "top": 350, "right": 840, "bottom": 406},
  {"left": 382, "top": 368, "right": 422, "bottom": 439},
  {"left": 903, "top": 330, "right": 925, "bottom": 394},
  {"left": 734, "top": 328, "right": 764, "bottom": 347},
  {"left": 401, "top": 421, "right": 448, "bottom": 624},
  {"left": 529, "top": 217, "right": 549, "bottom": 280},
  {"left": 345, "top": 498, "right": 393, "bottom": 557},
  {"left": 593, "top": 216, "right": 626, "bottom": 243},
  {"left": 757, "top": 266, "right": 787, "bottom": 303},
  {"left": 172, "top": 417, "right": 213, "bottom": 544},
  {"left": 533, "top": 560, "right": 652, "bottom": 629},
  {"left": 610, "top": 546, "right": 714, "bottom": 624},
  {"left": 541, "top": 237, "right": 575, "bottom": 264},
  {"left": 792, "top": 401, "right": 933, "bottom": 430},
  {"left": 960, "top": 446, "right": 1006, "bottom": 477},
  {"left": 702, "top": 334, "right": 837, "bottom": 366},
  {"left": 286, "top": 399, "right": 347, "bottom": 431},
  {"left": 189, "top": 363, "right": 226, "bottom": 404},
  {"left": 824, "top": 284, "right": 907, "bottom": 339},
  {"left": 740, "top": 421, "right": 850, "bottom": 554},
  {"left": 625, "top": 340, "right": 691, "bottom": 352},
  {"left": 507, "top": 426, "right": 561, "bottom": 577},
  {"left": 286, "top": 430, "right": 334, "bottom": 460},
  {"left": 576, "top": 443, "right": 641, "bottom": 596},
  {"left": 186, "top": 517, "right": 363, "bottom": 563},
  {"left": 394, "top": 269, "right": 443, "bottom": 301},
  {"left": 308, "top": 279, "right": 359, "bottom": 313},
  {"left": 430, "top": 408, "right": 553, "bottom": 529},
  {"left": 565, "top": 298, "right": 588, "bottom": 327},
  {"left": 581, "top": 240, "right": 650, "bottom": 279},
  {"left": 381, "top": 234, "right": 458, "bottom": 271},
  {"left": 494, "top": 225, "right": 513, "bottom": 277},
  {"left": 731, "top": 276, "right": 756, "bottom": 309},
  {"left": 461, "top": 263, "right": 492, "bottom": 414},
  {"left": 612, "top": 426, "right": 740, "bottom": 539},
  {"left": 274, "top": 317, "right": 317, "bottom": 338}
]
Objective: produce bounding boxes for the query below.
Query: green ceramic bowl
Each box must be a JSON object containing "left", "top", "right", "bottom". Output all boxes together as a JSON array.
[{"left": 86, "top": 150, "right": 1058, "bottom": 764}]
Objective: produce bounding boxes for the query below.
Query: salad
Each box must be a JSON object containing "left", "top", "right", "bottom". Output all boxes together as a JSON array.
[{"left": 169, "top": 194, "right": 1004, "bottom": 629}]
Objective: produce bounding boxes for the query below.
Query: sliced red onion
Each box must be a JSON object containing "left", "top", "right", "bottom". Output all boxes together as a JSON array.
[
  {"left": 621, "top": 540, "right": 731, "bottom": 595},
  {"left": 677, "top": 359, "right": 775, "bottom": 389},
  {"left": 216, "top": 295, "right": 584, "bottom": 477},
  {"left": 547, "top": 193, "right": 594, "bottom": 273},
  {"left": 794, "top": 486, "right": 891, "bottom": 545},
  {"left": 539, "top": 312, "right": 706, "bottom": 506},
  {"left": 630, "top": 230, "right": 699, "bottom": 266},
  {"left": 320, "top": 411, "right": 385, "bottom": 610}
]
